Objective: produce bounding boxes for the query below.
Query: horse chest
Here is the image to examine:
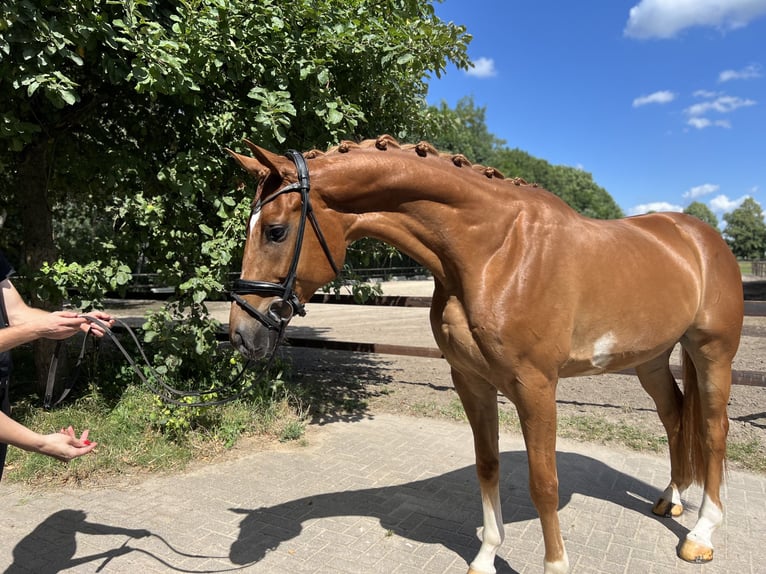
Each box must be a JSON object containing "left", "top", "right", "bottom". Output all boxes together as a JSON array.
[{"left": 431, "top": 297, "right": 500, "bottom": 375}]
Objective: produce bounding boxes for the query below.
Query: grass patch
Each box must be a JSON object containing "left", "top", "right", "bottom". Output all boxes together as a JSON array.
[
  {"left": 557, "top": 414, "right": 668, "bottom": 452},
  {"left": 4, "top": 384, "right": 306, "bottom": 486},
  {"left": 407, "top": 398, "right": 467, "bottom": 421},
  {"left": 727, "top": 439, "right": 766, "bottom": 473}
]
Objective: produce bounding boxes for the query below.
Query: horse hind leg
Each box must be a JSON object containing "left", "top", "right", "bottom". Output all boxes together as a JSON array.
[
  {"left": 675, "top": 344, "right": 733, "bottom": 564},
  {"left": 637, "top": 345, "right": 732, "bottom": 563},
  {"left": 635, "top": 350, "right": 691, "bottom": 518}
]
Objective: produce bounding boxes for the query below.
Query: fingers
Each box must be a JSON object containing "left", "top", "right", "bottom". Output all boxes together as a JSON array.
[
  {"left": 43, "top": 428, "right": 98, "bottom": 461},
  {"left": 79, "top": 312, "right": 115, "bottom": 337},
  {"left": 44, "top": 313, "right": 89, "bottom": 340}
]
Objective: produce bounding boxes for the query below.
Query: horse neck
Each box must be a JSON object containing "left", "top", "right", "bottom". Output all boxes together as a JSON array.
[{"left": 315, "top": 151, "right": 527, "bottom": 288}]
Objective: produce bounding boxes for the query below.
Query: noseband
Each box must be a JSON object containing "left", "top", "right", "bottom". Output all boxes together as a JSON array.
[{"left": 229, "top": 150, "right": 341, "bottom": 332}]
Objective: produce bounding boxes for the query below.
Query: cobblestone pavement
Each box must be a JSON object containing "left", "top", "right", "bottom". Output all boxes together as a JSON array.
[{"left": 1, "top": 413, "right": 764, "bottom": 574}]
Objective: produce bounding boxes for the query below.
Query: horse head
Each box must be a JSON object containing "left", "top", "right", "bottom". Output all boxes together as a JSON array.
[{"left": 226, "top": 142, "right": 345, "bottom": 360}]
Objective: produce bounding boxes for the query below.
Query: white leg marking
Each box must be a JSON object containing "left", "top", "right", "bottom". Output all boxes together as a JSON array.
[
  {"left": 661, "top": 483, "right": 683, "bottom": 506},
  {"left": 686, "top": 493, "right": 722, "bottom": 548},
  {"left": 544, "top": 553, "right": 570, "bottom": 574},
  {"left": 469, "top": 490, "right": 504, "bottom": 574}
]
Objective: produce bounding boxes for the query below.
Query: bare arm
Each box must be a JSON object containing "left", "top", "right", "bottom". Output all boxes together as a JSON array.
[
  {"left": 0, "top": 279, "right": 114, "bottom": 352},
  {"left": 0, "top": 412, "right": 96, "bottom": 461}
]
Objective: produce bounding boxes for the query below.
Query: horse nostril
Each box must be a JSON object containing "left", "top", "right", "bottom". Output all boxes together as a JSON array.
[{"left": 231, "top": 328, "right": 245, "bottom": 349}]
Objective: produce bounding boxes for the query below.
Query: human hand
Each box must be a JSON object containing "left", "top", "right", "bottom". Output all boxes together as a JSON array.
[
  {"left": 36, "top": 311, "right": 89, "bottom": 340},
  {"left": 38, "top": 426, "right": 97, "bottom": 462},
  {"left": 79, "top": 311, "right": 115, "bottom": 337}
]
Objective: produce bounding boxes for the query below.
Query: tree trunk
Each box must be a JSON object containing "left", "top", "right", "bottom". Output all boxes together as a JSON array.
[{"left": 15, "top": 139, "right": 59, "bottom": 396}]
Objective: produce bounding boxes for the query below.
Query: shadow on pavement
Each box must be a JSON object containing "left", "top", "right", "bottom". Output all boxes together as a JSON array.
[
  {"left": 228, "top": 451, "right": 679, "bottom": 573},
  {"left": 6, "top": 510, "right": 150, "bottom": 574}
]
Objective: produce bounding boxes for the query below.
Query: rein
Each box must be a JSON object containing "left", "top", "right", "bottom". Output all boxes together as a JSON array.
[
  {"left": 228, "top": 149, "right": 340, "bottom": 334},
  {"left": 44, "top": 315, "right": 273, "bottom": 410},
  {"left": 45, "top": 151, "right": 337, "bottom": 410}
]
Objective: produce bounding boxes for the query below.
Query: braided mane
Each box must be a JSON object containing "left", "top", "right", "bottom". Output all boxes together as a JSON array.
[{"left": 303, "top": 134, "right": 535, "bottom": 187}]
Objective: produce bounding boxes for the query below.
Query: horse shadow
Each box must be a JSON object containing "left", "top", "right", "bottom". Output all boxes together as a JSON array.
[{"left": 227, "top": 450, "right": 687, "bottom": 573}]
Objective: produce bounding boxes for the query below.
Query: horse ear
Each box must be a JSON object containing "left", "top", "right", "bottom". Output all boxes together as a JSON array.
[
  {"left": 242, "top": 140, "right": 292, "bottom": 173},
  {"left": 225, "top": 147, "right": 269, "bottom": 179},
  {"left": 225, "top": 140, "right": 291, "bottom": 180}
]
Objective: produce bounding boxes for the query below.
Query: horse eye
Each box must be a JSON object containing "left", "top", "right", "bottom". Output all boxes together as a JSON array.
[{"left": 265, "top": 225, "right": 288, "bottom": 243}]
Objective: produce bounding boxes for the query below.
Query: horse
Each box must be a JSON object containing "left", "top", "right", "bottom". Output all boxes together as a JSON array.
[{"left": 226, "top": 135, "right": 743, "bottom": 574}]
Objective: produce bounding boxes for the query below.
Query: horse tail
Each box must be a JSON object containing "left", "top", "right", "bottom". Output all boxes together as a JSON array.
[{"left": 681, "top": 348, "right": 707, "bottom": 486}]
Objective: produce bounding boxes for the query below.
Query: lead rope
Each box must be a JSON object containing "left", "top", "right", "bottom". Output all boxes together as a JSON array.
[{"left": 44, "top": 315, "right": 279, "bottom": 409}]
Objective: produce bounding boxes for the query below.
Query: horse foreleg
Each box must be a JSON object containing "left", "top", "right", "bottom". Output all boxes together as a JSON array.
[
  {"left": 635, "top": 352, "right": 689, "bottom": 518},
  {"left": 507, "top": 372, "right": 569, "bottom": 574},
  {"left": 451, "top": 368, "right": 504, "bottom": 574}
]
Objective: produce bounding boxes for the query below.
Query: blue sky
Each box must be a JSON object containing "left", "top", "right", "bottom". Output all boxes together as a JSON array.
[{"left": 426, "top": 0, "right": 765, "bottom": 221}]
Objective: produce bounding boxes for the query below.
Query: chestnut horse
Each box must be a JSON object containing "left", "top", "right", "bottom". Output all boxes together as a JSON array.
[{"left": 226, "top": 135, "right": 743, "bottom": 574}]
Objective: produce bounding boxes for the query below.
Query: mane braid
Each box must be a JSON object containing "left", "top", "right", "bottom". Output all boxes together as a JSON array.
[{"left": 315, "top": 135, "right": 538, "bottom": 187}]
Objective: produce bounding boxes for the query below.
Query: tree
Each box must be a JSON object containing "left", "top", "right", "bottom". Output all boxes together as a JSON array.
[
  {"left": 421, "top": 96, "right": 506, "bottom": 164},
  {"left": 684, "top": 201, "right": 719, "bottom": 231},
  {"left": 489, "top": 148, "right": 623, "bottom": 219},
  {"left": 1, "top": 0, "right": 470, "bottom": 274},
  {"left": 419, "top": 98, "right": 623, "bottom": 220},
  {"left": 0, "top": 0, "right": 471, "bottom": 388},
  {"left": 0, "top": 0, "right": 470, "bottom": 292},
  {"left": 723, "top": 197, "right": 766, "bottom": 260}
]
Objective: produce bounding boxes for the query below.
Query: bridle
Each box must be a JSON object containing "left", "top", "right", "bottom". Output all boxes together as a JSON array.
[
  {"left": 39, "top": 151, "right": 341, "bottom": 413},
  {"left": 228, "top": 149, "right": 341, "bottom": 334}
]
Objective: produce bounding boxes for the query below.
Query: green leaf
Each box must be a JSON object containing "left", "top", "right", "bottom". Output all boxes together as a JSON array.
[
  {"left": 60, "top": 89, "right": 77, "bottom": 106},
  {"left": 326, "top": 107, "right": 343, "bottom": 125}
]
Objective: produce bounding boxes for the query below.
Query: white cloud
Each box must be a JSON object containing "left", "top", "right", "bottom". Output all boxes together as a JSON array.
[
  {"left": 625, "top": 0, "right": 766, "bottom": 38},
  {"left": 684, "top": 93, "right": 755, "bottom": 128},
  {"left": 693, "top": 89, "right": 721, "bottom": 99},
  {"left": 632, "top": 90, "right": 676, "bottom": 107},
  {"left": 719, "top": 63, "right": 762, "bottom": 82},
  {"left": 686, "top": 95, "right": 756, "bottom": 116},
  {"left": 465, "top": 57, "right": 497, "bottom": 78},
  {"left": 709, "top": 194, "right": 750, "bottom": 212},
  {"left": 686, "top": 117, "right": 732, "bottom": 129},
  {"left": 684, "top": 183, "right": 719, "bottom": 199},
  {"left": 628, "top": 201, "right": 683, "bottom": 215}
]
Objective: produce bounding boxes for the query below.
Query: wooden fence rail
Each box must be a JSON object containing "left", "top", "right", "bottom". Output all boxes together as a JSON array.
[{"left": 287, "top": 292, "right": 766, "bottom": 388}]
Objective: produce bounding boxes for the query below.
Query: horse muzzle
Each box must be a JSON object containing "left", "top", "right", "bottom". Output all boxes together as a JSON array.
[
  {"left": 230, "top": 322, "right": 277, "bottom": 360},
  {"left": 229, "top": 295, "right": 300, "bottom": 360}
]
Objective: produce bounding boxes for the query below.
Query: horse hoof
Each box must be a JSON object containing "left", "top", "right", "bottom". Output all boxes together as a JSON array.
[
  {"left": 678, "top": 538, "right": 714, "bottom": 563},
  {"left": 652, "top": 497, "right": 683, "bottom": 517}
]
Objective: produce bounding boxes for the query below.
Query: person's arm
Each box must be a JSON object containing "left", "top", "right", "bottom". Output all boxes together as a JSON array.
[
  {"left": 0, "top": 412, "right": 96, "bottom": 461},
  {"left": 0, "top": 279, "right": 114, "bottom": 352}
]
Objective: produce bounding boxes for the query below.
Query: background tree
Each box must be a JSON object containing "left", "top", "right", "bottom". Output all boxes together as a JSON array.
[
  {"left": 422, "top": 96, "right": 506, "bottom": 164},
  {"left": 0, "top": 0, "right": 471, "bottom": 388},
  {"left": 1, "top": 0, "right": 470, "bottom": 278},
  {"left": 420, "top": 99, "right": 623, "bottom": 220},
  {"left": 684, "top": 201, "right": 719, "bottom": 230},
  {"left": 723, "top": 197, "right": 766, "bottom": 260}
]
